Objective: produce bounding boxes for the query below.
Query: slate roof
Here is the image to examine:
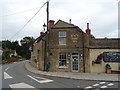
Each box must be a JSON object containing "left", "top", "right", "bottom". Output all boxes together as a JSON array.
[{"left": 90, "top": 38, "right": 120, "bottom": 49}]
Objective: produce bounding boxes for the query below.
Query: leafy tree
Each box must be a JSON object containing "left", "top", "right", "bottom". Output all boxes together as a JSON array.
[
  {"left": 2, "top": 40, "right": 12, "bottom": 49},
  {"left": 2, "top": 40, "right": 20, "bottom": 55},
  {"left": 20, "top": 37, "right": 34, "bottom": 46},
  {"left": 2, "top": 49, "right": 11, "bottom": 60},
  {"left": 20, "top": 36, "right": 35, "bottom": 59},
  {"left": 1, "top": 36, "right": 35, "bottom": 60},
  {"left": 11, "top": 41, "right": 19, "bottom": 50}
]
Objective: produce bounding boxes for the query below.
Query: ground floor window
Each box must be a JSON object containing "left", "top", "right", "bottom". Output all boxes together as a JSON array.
[{"left": 59, "top": 53, "right": 67, "bottom": 67}]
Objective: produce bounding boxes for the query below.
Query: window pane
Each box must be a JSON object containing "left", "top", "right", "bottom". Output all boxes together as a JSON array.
[
  {"left": 59, "top": 32, "right": 66, "bottom": 37},
  {"left": 59, "top": 60, "right": 66, "bottom": 66},
  {"left": 59, "top": 37, "right": 66, "bottom": 45},
  {"left": 59, "top": 53, "right": 67, "bottom": 66}
]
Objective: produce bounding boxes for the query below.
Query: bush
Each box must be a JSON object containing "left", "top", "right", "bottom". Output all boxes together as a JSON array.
[
  {"left": 105, "top": 64, "right": 111, "bottom": 69},
  {"left": 7, "top": 58, "right": 17, "bottom": 63}
]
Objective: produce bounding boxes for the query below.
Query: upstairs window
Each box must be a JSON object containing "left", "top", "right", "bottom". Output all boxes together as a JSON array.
[{"left": 59, "top": 32, "right": 66, "bottom": 45}]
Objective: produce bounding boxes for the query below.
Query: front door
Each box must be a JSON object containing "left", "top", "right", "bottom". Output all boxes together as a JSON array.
[{"left": 71, "top": 53, "right": 79, "bottom": 72}]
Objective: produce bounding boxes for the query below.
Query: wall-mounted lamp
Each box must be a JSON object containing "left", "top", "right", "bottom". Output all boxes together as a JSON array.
[{"left": 43, "top": 23, "right": 46, "bottom": 32}]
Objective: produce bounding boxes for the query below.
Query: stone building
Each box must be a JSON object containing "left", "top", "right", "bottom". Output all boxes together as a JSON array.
[{"left": 31, "top": 20, "right": 120, "bottom": 73}]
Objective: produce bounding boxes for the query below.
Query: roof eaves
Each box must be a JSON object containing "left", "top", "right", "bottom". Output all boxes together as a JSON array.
[{"left": 89, "top": 46, "right": 120, "bottom": 49}]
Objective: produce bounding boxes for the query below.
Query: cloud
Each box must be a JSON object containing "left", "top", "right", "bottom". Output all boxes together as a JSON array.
[
  {"left": 51, "top": 0, "right": 118, "bottom": 38},
  {"left": 107, "top": 29, "right": 118, "bottom": 38},
  {"left": 1, "top": 0, "right": 119, "bottom": 41}
]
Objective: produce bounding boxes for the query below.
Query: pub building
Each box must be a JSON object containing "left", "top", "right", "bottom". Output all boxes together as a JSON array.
[{"left": 31, "top": 20, "right": 120, "bottom": 73}]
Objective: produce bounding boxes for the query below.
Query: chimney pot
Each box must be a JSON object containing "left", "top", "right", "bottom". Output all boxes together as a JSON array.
[
  {"left": 40, "top": 32, "right": 44, "bottom": 36},
  {"left": 87, "top": 23, "right": 89, "bottom": 29},
  {"left": 69, "top": 19, "right": 71, "bottom": 24},
  {"left": 48, "top": 20, "right": 55, "bottom": 28}
]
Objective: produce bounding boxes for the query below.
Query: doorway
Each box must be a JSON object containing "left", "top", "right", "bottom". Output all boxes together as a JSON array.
[{"left": 71, "top": 53, "right": 79, "bottom": 72}]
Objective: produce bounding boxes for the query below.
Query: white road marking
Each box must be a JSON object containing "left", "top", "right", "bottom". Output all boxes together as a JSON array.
[
  {"left": 27, "top": 75, "right": 53, "bottom": 83},
  {"left": 84, "top": 86, "right": 92, "bottom": 89},
  {"left": 85, "top": 82, "right": 114, "bottom": 89},
  {"left": 108, "top": 83, "right": 114, "bottom": 86},
  {"left": 33, "top": 76, "right": 46, "bottom": 79},
  {"left": 5, "top": 67, "right": 9, "bottom": 71},
  {"left": 93, "top": 84, "right": 99, "bottom": 87},
  {"left": 100, "top": 86, "right": 108, "bottom": 88},
  {"left": 9, "top": 82, "right": 35, "bottom": 88},
  {"left": 38, "top": 79, "right": 53, "bottom": 83},
  {"left": 99, "top": 82, "right": 106, "bottom": 84},
  {"left": 4, "top": 72, "right": 13, "bottom": 79}
]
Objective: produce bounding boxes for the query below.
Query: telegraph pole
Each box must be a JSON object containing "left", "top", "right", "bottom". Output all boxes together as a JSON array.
[
  {"left": 47, "top": 0, "right": 49, "bottom": 32},
  {"left": 44, "top": 0, "right": 49, "bottom": 71}
]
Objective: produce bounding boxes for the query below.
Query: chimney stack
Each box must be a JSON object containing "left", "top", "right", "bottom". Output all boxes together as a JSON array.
[
  {"left": 48, "top": 20, "right": 55, "bottom": 28},
  {"left": 85, "top": 23, "right": 91, "bottom": 36},
  {"left": 40, "top": 32, "right": 44, "bottom": 36}
]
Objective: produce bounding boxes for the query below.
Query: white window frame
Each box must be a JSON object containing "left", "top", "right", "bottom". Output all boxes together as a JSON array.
[
  {"left": 59, "top": 53, "right": 67, "bottom": 68},
  {"left": 59, "top": 32, "right": 66, "bottom": 45}
]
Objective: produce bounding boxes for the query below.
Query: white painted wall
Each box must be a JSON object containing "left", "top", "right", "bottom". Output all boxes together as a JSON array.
[{"left": 90, "top": 49, "right": 120, "bottom": 73}]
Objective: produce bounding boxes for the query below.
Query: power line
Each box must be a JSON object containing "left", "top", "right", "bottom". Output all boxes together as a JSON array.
[
  {"left": 1, "top": 0, "right": 51, "bottom": 17},
  {"left": 9, "top": 1, "right": 48, "bottom": 40},
  {"left": 1, "top": 7, "right": 40, "bottom": 17}
]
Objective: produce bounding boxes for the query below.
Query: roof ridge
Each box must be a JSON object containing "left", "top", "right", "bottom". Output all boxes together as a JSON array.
[
  {"left": 52, "top": 19, "right": 77, "bottom": 27},
  {"left": 58, "top": 19, "right": 76, "bottom": 26}
]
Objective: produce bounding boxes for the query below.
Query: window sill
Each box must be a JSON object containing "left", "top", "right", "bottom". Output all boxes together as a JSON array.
[
  {"left": 59, "top": 44, "right": 66, "bottom": 45},
  {"left": 58, "top": 66, "right": 68, "bottom": 69}
]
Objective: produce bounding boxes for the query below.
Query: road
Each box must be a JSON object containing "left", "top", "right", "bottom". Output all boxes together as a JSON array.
[{"left": 2, "top": 60, "right": 119, "bottom": 89}]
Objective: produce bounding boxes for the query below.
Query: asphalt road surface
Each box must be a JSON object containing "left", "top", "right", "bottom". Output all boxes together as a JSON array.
[{"left": 2, "top": 60, "right": 120, "bottom": 89}]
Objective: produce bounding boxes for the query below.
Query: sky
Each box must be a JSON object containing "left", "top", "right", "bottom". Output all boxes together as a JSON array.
[{"left": 0, "top": 0, "right": 119, "bottom": 41}]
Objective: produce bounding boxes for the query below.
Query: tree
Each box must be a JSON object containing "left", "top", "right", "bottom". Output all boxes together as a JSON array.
[
  {"left": 2, "top": 40, "right": 20, "bottom": 55},
  {"left": 1, "top": 36, "right": 35, "bottom": 60},
  {"left": 2, "top": 40, "right": 12, "bottom": 49},
  {"left": 2, "top": 49, "right": 11, "bottom": 60},
  {"left": 11, "top": 41, "right": 19, "bottom": 50},
  {"left": 20, "top": 36, "right": 35, "bottom": 59},
  {"left": 11, "top": 41, "right": 20, "bottom": 55},
  {"left": 20, "top": 37, "right": 34, "bottom": 46}
]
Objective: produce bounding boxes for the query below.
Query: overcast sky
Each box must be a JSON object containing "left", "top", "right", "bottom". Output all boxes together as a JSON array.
[{"left": 0, "top": 0, "right": 119, "bottom": 41}]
